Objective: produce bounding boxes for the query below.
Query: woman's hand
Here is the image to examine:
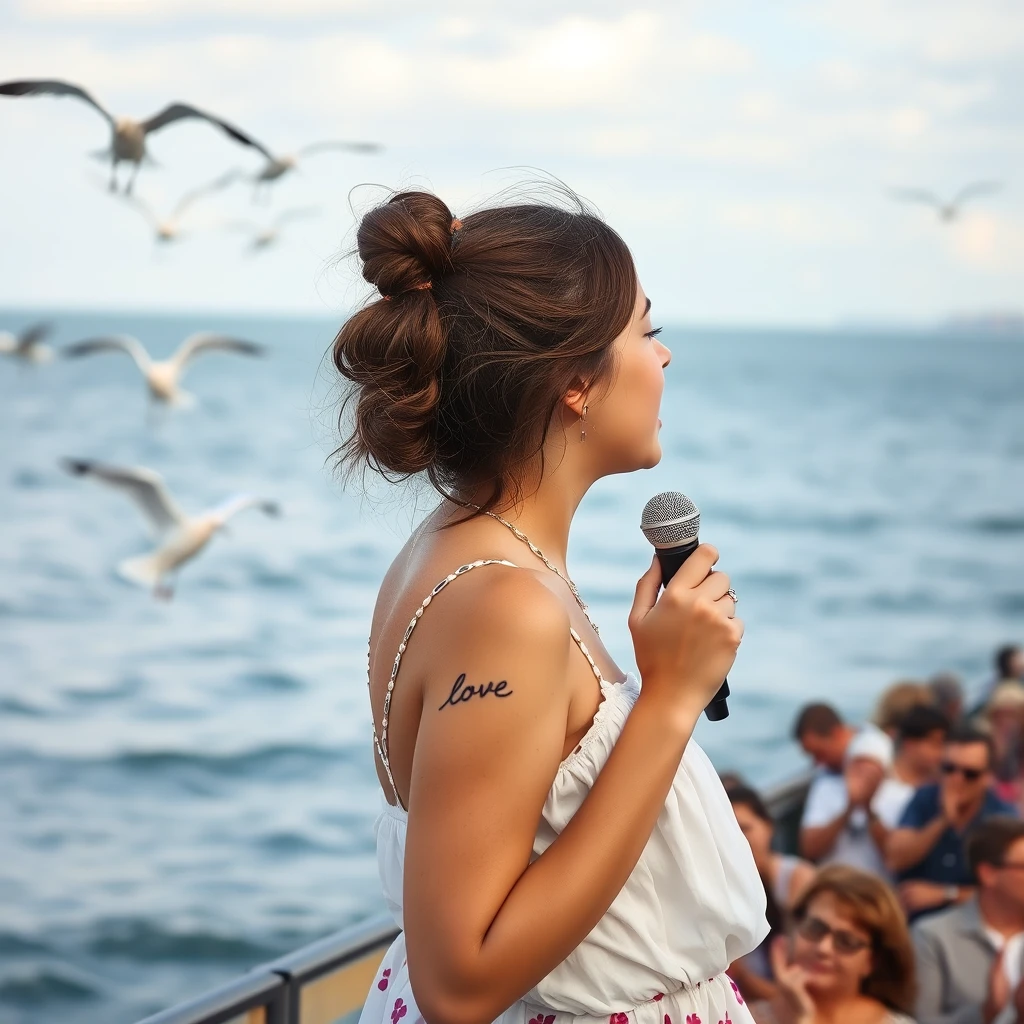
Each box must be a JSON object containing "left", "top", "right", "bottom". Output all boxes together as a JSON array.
[
  {"left": 629, "top": 546, "right": 743, "bottom": 724},
  {"left": 768, "top": 937, "right": 815, "bottom": 1024}
]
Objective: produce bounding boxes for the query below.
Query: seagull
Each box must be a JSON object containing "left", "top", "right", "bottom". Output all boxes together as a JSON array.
[
  {"left": 245, "top": 139, "right": 381, "bottom": 198},
  {"left": 226, "top": 206, "right": 321, "bottom": 252},
  {"left": 61, "top": 458, "right": 280, "bottom": 599},
  {"left": 889, "top": 181, "right": 1003, "bottom": 222},
  {"left": 112, "top": 170, "right": 240, "bottom": 244},
  {"left": 62, "top": 332, "right": 265, "bottom": 406},
  {"left": 0, "top": 321, "right": 55, "bottom": 363},
  {"left": 0, "top": 78, "right": 268, "bottom": 194}
]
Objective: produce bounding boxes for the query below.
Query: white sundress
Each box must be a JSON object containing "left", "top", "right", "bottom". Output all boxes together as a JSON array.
[{"left": 360, "top": 560, "right": 768, "bottom": 1024}]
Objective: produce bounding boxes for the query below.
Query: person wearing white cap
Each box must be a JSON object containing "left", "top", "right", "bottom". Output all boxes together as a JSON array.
[{"left": 799, "top": 719, "right": 896, "bottom": 878}]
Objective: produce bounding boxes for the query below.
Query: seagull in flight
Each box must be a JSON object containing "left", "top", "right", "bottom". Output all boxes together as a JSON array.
[
  {"left": 0, "top": 321, "right": 55, "bottom": 364},
  {"left": 889, "top": 181, "right": 1003, "bottom": 222},
  {"left": 61, "top": 458, "right": 280, "bottom": 599},
  {"left": 0, "top": 78, "right": 268, "bottom": 194},
  {"left": 62, "top": 332, "right": 265, "bottom": 406},
  {"left": 245, "top": 139, "right": 381, "bottom": 197},
  {"left": 112, "top": 170, "right": 240, "bottom": 244},
  {"left": 226, "top": 206, "right": 321, "bottom": 251}
]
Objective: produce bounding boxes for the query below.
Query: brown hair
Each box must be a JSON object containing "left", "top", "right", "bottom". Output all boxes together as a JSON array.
[
  {"left": 792, "top": 865, "right": 916, "bottom": 1013},
  {"left": 967, "top": 816, "right": 1024, "bottom": 876},
  {"left": 793, "top": 702, "right": 843, "bottom": 740},
  {"left": 872, "top": 680, "right": 933, "bottom": 733},
  {"left": 331, "top": 189, "right": 638, "bottom": 513}
]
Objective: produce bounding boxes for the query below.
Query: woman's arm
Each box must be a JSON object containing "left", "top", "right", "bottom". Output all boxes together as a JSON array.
[{"left": 403, "top": 551, "right": 738, "bottom": 1024}]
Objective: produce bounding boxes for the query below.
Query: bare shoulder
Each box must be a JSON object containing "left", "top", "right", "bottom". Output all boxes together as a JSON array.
[
  {"left": 423, "top": 561, "right": 571, "bottom": 652},
  {"left": 405, "top": 561, "right": 575, "bottom": 825}
]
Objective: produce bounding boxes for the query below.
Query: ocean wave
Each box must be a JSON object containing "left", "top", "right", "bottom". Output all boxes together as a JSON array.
[
  {"left": 0, "top": 966, "right": 101, "bottom": 1006},
  {"left": 86, "top": 918, "right": 280, "bottom": 963},
  {"left": 969, "top": 515, "right": 1024, "bottom": 534}
]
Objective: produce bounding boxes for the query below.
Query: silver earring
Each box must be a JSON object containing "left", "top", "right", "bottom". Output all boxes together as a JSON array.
[{"left": 580, "top": 404, "right": 588, "bottom": 442}]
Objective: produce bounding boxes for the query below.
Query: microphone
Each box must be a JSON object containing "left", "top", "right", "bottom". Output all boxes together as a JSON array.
[{"left": 640, "top": 491, "right": 731, "bottom": 721}]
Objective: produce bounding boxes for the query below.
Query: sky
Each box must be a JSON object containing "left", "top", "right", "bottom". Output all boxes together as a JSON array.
[{"left": 1, "top": 0, "right": 1022, "bottom": 325}]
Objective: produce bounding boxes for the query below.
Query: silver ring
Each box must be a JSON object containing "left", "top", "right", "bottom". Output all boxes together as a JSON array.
[{"left": 727, "top": 588, "right": 738, "bottom": 603}]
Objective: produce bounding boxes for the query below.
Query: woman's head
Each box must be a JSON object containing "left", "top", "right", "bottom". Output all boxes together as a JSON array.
[
  {"left": 332, "top": 189, "right": 669, "bottom": 512},
  {"left": 871, "top": 679, "right": 933, "bottom": 737},
  {"left": 789, "top": 865, "right": 915, "bottom": 1012},
  {"left": 727, "top": 785, "right": 774, "bottom": 861}
]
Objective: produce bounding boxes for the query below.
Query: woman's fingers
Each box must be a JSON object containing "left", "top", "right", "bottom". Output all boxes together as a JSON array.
[
  {"left": 662, "top": 543, "right": 719, "bottom": 593},
  {"left": 628, "top": 555, "right": 662, "bottom": 631}
]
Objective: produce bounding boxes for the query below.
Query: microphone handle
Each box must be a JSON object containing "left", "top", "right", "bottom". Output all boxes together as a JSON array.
[{"left": 654, "top": 539, "right": 730, "bottom": 722}]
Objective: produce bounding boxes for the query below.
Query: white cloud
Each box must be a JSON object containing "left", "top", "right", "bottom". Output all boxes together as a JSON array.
[
  {"left": 811, "top": 0, "right": 1024, "bottom": 65},
  {"left": 0, "top": 0, "right": 1021, "bottom": 321},
  {"left": 717, "top": 199, "right": 864, "bottom": 246}
]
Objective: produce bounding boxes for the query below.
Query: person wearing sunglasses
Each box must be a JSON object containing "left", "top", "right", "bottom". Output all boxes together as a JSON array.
[
  {"left": 914, "top": 817, "right": 1024, "bottom": 1024},
  {"left": 757, "top": 864, "right": 916, "bottom": 1024},
  {"left": 887, "top": 725, "right": 1017, "bottom": 921}
]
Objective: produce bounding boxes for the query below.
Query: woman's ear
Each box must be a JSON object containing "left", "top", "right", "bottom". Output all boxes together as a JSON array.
[{"left": 562, "top": 383, "right": 588, "bottom": 419}]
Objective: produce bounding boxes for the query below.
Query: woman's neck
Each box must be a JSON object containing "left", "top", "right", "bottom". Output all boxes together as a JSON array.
[{"left": 453, "top": 453, "right": 594, "bottom": 566}]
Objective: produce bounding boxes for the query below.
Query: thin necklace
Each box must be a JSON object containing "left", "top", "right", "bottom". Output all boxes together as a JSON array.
[{"left": 472, "top": 505, "right": 600, "bottom": 636}]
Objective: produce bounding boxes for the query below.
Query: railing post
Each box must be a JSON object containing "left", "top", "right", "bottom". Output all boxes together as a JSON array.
[{"left": 265, "top": 979, "right": 292, "bottom": 1024}]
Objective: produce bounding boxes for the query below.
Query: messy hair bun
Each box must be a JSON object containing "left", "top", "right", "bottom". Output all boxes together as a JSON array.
[{"left": 332, "top": 187, "right": 637, "bottom": 512}]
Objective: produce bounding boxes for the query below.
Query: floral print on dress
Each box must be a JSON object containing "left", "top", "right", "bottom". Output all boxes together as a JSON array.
[
  {"left": 717, "top": 1014, "right": 732, "bottom": 1024},
  {"left": 653, "top": 994, "right": 664, "bottom": 1002},
  {"left": 610, "top": 1014, "right": 629, "bottom": 1024},
  {"left": 530, "top": 1016, "right": 555, "bottom": 1024},
  {"left": 377, "top": 968, "right": 391, "bottom": 991},
  {"left": 686, "top": 1015, "right": 701, "bottom": 1024},
  {"left": 391, "top": 998, "right": 408, "bottom": 1024},
  {"left": 728, "top": 978, "right": 744, "bottom": 1005},
  {"left": 665, "top": 1016, "right": 672, "bottom": 1024}
]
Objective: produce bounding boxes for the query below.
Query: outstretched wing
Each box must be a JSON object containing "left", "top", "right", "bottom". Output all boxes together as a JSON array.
[
  {"left": 172, "top": 169, "right": 242, "bottom": 219},
  {"left": 170, "top": 333, "right": 265, "bottom": 370},
  {"left": 16, "top": 321, "right": 53, "bottom": 352},
  {"left": 297, "top": 139, "right": 382, "bottom": 157},
  {"left": 208, "top": 494, "right": 281, "bottom": 525},
  {"left": 140, "top": 103, "right": 274, "bottom": 158},
  {"left": 889, "top": 187, "right": 943, "bottom": 209},
  {"left": 119, "top": 192, "right": 161, "bottom": 229},
  {"left": 0, "top": 78, "right": 114, "bottom": 124},
  {"left": 61, "top": 458, "right": 188, "bottom": 535},
  {"left": 63, "top": 335, "right": 153, "bottom": 371},
  {"left": 951, "top": 180, "right": 1003, "bottom": 208}
]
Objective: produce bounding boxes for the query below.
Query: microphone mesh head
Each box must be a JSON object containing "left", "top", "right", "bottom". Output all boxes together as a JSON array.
[{"left": 641, "top": 491, "right": 701, "bottom": 547}]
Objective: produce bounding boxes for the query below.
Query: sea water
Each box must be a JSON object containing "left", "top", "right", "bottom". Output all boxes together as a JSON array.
[{"left": 1, "top": 310, "right": 1022, "bottom": 1023}]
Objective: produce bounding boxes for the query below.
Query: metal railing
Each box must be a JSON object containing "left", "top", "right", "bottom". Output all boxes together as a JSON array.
[
  {"left": 134, "top": 914, "right": 400, "bottom": 1024},
  {"left": 134, "top": 771, "right": 813, "bottom": 1024}
]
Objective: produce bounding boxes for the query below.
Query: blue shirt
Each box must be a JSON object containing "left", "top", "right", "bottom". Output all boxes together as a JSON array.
[{"left": 897, "top": 783, "right": 1017, "bottom": 885}]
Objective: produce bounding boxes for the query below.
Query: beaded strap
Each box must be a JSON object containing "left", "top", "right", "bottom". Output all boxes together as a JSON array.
[
  {"left": 371, "top": 560, "right": 606, "bottom": 810},
  {"left": 372, "top": 559, "right": 517, "bottom": 809}
]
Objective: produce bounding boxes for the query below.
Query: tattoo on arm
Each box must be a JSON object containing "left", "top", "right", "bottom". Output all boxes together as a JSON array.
[{"left": 438, "top": 673, "right": 514, "bottom": 711}]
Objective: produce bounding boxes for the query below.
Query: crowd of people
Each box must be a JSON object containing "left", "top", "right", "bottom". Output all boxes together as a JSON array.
[{"left": 724, "top": 643, "right": 1024, "bottom": 1024}]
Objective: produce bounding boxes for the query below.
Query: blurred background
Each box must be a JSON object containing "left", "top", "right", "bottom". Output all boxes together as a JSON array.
[{"left": 1, "top": 2, "right": 1022, "bottom": 1023}]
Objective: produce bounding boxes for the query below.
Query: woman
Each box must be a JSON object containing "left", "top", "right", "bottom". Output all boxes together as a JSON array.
[
  {"left": 983, "top": 682, "right": 1024, "bottom": 806},
  {"left": 728, "top": 786, "right": 816, "bottom": 1002},
  {"left": 337, "top": 191, "right": 763, "bottom": 1024},
  {"left": 760, "top": 865, "right": 916, "bottom": 1024}
]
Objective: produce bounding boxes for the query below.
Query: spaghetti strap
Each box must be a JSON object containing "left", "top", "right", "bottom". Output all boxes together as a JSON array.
[
  {"left": 372, "top": 559, "right": 517, "bottom": 811},
  {"left": 371, "top": 560, "right": 607, "bottom": 811}
]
